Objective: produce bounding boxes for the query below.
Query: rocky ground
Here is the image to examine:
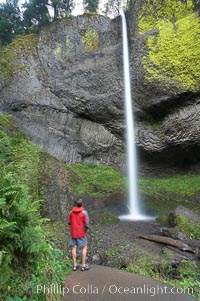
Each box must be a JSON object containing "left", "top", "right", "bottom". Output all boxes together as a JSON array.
[
  {"left": 86, "top": 220, "right": 162, "bottom": 266},
  {"left": 47, "top": 208, "right": 199, "bottom": 298},
  {"left": 64, "top": 218, "right": 199, "bottom": 269}
]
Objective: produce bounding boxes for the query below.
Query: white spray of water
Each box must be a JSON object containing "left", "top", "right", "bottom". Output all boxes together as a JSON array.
[{"left": 119, "top": 11, "right": 154, "bottom": 221}]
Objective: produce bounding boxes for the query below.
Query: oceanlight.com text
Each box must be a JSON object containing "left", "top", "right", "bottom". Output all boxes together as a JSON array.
[{"left": 36, "top": 283, "right": 194, "bottom": 297}]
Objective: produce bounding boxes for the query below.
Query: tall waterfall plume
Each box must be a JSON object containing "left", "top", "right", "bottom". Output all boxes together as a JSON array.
[{"left": 119, "top": 11, "right": 154, "bottom": 221}]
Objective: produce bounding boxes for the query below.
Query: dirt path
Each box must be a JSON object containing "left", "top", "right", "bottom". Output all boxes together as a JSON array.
[{"left": 62, "top": 265, "right": 196, "bottom": 301}]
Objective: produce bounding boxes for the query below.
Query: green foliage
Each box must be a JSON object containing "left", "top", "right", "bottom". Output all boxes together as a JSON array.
[
  {"left": 105, "top": 249, "right": 117, "bottom": 257},
  {"left": 139, "top": 174, "right": 200, "bottom": 197},
  {"left": 104, "top": 0, "right": 136, "bottom": 16},
  {"left": 0, "top": 34, "right": 38, "bottom": 82},
  {"left": 139, "top": 0, "right": 200, "bottom": 91},
  {"left": 0, "top": 0, "right": 74, "bottom": 46},
  {"left": 126, "top": 258, "right": 200, "bottom": 299},
  {"left": 0, "top": 0, "right": 24, "bottom": 46},
  {"left": 84, "top": 0, "right": 99, "bottom": 12},
  {"left": 98, "top": 212, "right": 119, "bottom": 224},
  {"left": 82, "top": 29, "right": 99, "bottom": 51},
  {"left": 174, "top": 215, "right": 200, "bottom": 239},
  {"left": 23, "top": 0, "right": 50, "bottom": 33},
  {"left": 0, "top": 114, "right": 71, "bottom": 300},
  {"left": 125, "top": 244, "right": 162, "bottom": 277},
  {"left": 126, "top": 249, "right": 200, "bottom": 298},
  {"left": 67, "top": 163, "right": 126, "bottom": 197},
  {"left": 139, "top": 174, "right": 200, "bottom": 213},
  {"left": 42, "top": 220, "right": 70, "bottom": 250},
  {"left": 49, "top": 0, "right": 74, "bottom": 20},
  {"left": 139, "top": 0, "right": 194, "bottom": 34}
]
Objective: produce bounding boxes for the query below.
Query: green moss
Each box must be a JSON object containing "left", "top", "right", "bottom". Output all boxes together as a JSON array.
[
  {"left": 0, "top": 115, "right": 26, "bottom": 139},
  {"left": 66, "top": 35, "right": 70, "bottom": 48},
  {"left": 139, "top": 174, "right": 200, "bottom": 214},
  {"left": 54, "top": 44, "right": 62, "bottom": 57},
  {"left": 138, "top": 0, "right": 200, "bottom": 91},
  {"left": 0, "top": 34, "right": 38, "bottom": 81},
  {"left": 174, "top": 215, "right": 200, "bottom": 239},
  {"left": 139, "top": 174, "right": 200, "bottom": 196},
  {"left": 82, "top": 29, "right": 99, "bottom": 51},
  {"left": 66, "top": 163, "right": 126, "bottom": 197},
  {"left": 96, "top": 211, "right": 119, "bottom": 224},
  {"left": 139, "top": 0, "right": 194, "bottom": 34},
  {"left": 42, "top": 220, "right": 70, "bottom": 251},
  {"left": 126, "top": 246, "right": 200, "bottom": 299},
  {"left": 0, "top": 114, "right": 41, "bottom": 200},
  {"left": 53, "top": 37, "right": 72, "bottom": 62}
]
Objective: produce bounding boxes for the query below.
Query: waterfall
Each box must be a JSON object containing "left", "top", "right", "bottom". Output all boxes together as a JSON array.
[{"left": 119, "top": 11, "right": 154, "bottom": 221}]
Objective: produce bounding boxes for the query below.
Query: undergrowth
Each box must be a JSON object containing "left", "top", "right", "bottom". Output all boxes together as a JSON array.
[
  {"left": 126, "top": 259, "right": 200, "bottom": 299},
  {"left": 66, "top": 163, "right": 126, "bottom": 197},
  {"left": 0, "top": 114, "right": 71, "bottom": 300}
]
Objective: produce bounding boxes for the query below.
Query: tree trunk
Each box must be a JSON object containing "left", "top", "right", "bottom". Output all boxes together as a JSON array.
[{"left": 139, "top": 235, "right": 195, "bottom": 253}]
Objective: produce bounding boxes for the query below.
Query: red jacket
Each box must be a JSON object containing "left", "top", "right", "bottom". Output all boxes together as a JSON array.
[{"left": 68, "top": 206, "right": 89, "bottom": 238}]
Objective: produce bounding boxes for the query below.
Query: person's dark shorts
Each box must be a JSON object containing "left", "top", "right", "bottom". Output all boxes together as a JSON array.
[{"left": 70, "top": 237, "right": 87, "bottom": 248}]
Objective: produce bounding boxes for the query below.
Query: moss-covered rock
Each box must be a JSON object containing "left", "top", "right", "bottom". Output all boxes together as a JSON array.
[
  {"left": 174, "top": 215, "right": 200, "bottom": 239},
  {"left": 66, "top": 163, "right": 126, "bottom": 198},
  {"left": 0, "top": 34, "right": 38, "bottom": 83},
  {"left": 139, "top": 174, "right": 200, "bottom": 215},
  {"left": 138, "top": 0, "right": 200, "bottom": 91},
  {"left": 82, "top": 29, "right": 99, "bottom": 51},
  {"left": 65, "top": 163, "right": 127, "bottom": 214},
  {"left": 157, "top": 206, "right": 200, "bottom": 239}
]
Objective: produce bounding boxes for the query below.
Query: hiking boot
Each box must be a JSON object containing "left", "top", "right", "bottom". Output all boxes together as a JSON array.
[{"left": 81, "top": 264, "right": 90, "bottom": 271}]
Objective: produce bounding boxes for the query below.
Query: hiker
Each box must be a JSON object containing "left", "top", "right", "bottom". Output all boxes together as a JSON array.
[{"left": 68, "top": 198, "right": 90, "bottom": 271}]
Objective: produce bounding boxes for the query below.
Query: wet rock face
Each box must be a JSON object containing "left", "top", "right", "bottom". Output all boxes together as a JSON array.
[
  {"left": 127, "top": 0, "right": 200, "bottom": 175},
  {"left": 0, "top": 15, "right": 125, "bottom": 169},
  {"left": 1, "top": 3, "right": 200, "bottom": 176}
]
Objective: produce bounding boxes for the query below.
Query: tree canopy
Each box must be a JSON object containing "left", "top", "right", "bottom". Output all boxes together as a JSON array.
[
  {"left": 0, "top": 0, "right": 24, "bottom": 46},
  {"left": 49, "top": 0, "right": 74, "bottom": 20},
  {"left": 0, "top": 0, "right": 133, "bottom": 46},
  {"left": 23, "top": 0, "right": 50, "bottom": 32},
  {"left": 0, "top": 0, "right": 75, "bottom": 45},
  {"left": 84, "top": 0, "right": 99, "bottom": 12}
]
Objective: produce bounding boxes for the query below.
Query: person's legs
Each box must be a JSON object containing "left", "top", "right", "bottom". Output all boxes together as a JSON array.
[
  {"left": 81, "top": 245, "right": 90, "bottom": 271},
  {"left": 81, "top": 246, "right": 87, "bottom": 266},
  {"left": 72, "top": 245, "right": 77, "bottom": 267}
]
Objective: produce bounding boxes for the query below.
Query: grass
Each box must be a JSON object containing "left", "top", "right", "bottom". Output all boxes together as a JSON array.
[
  {"left": 66, "top": 163, "right": 126, "bottom": 197},
  {"left": 139, "top": 175, "right": 200, "bottom": 196},
  {"left": 125, "top": 244, "right": 200, "bottom": 299},
  {"left": 126, "top": 258, "right": 200, "bottom": 300},
  {"left": 138, "top": 175, "right": 200, "bottom": 214},
  {"left": 66, "top": 163, "right": 200, "bottom": 214}
]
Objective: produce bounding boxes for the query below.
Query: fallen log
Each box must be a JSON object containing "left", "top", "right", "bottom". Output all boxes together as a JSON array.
[
  {"left": 162, "top": 247, "right": 190, "bottom": 260},
  {"left": 139, "top": 235, "right": 195, "bottom": 253}
]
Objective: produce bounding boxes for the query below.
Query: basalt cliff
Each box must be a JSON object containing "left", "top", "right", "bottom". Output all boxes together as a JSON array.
[{"left": 1, "top": 0, "right": 200, "bottom": 177}]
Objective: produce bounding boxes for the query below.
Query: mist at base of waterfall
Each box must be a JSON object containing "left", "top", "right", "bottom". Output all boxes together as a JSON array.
[{"left": 119, "top": 214, "right": 156, "bottom": 222}]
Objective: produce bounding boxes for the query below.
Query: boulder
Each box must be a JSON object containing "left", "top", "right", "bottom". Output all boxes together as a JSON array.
[
  {"left": 161, "top": 227, "right": 187, "bottom": 240},
  {"left": 174, "top": 205, "right": 200, "bottom": 223}
]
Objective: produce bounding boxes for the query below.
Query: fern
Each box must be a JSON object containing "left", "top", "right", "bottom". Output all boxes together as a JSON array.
[{"left": 0, "top": 114, "right": 68, "bottom": 300}]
